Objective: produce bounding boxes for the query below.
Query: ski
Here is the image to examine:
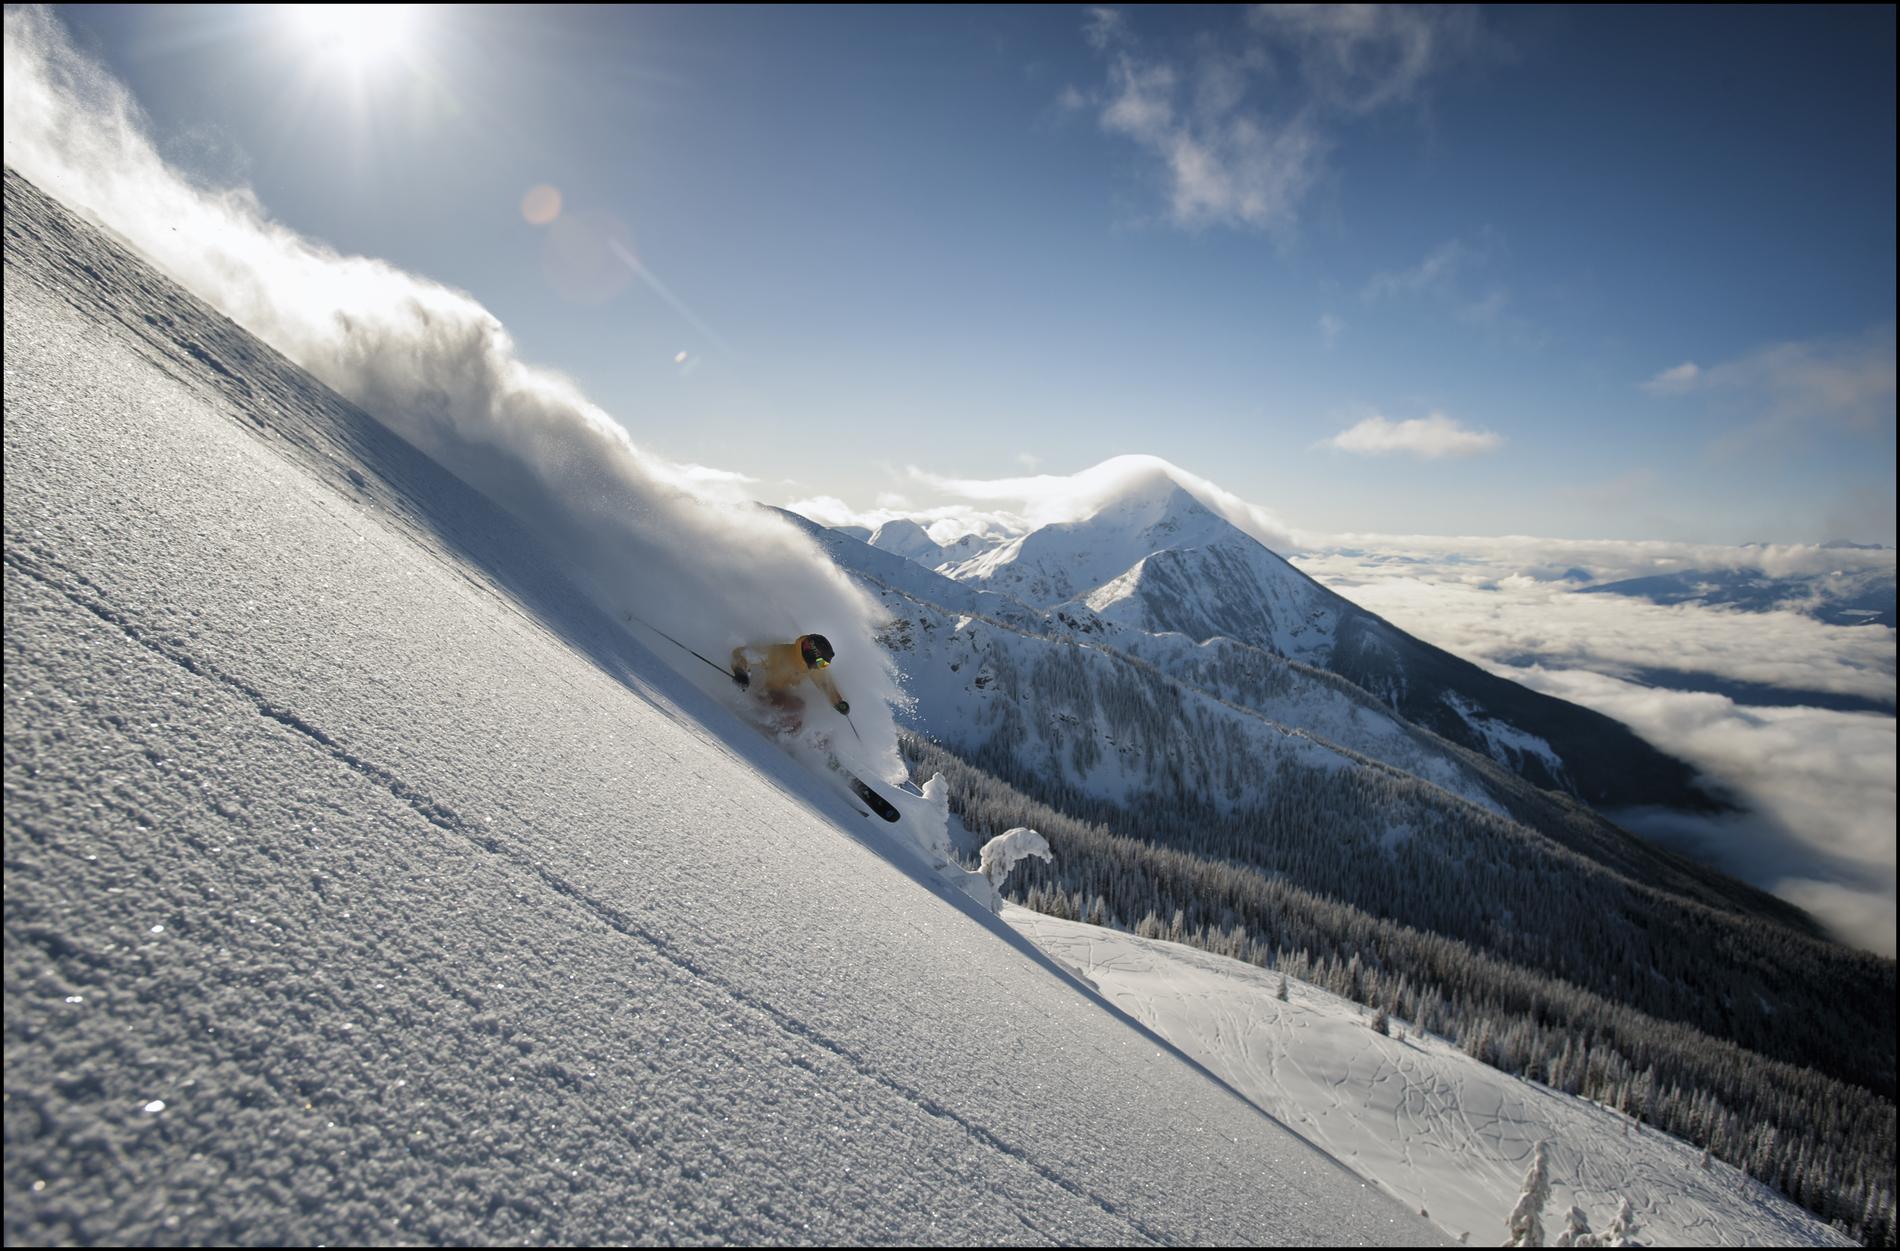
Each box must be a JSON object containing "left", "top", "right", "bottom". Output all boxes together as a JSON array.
[{"left": 829, "top": 755, "right": 901, "bottom": 822}]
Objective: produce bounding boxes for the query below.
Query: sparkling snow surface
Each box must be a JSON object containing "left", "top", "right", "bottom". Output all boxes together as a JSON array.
[
  {"left": 3, "top": 173, "right": 1442, "bottom": 1244},
  {"left": 1008, "top": 911, "right": 1853, "bottom": 1249}
]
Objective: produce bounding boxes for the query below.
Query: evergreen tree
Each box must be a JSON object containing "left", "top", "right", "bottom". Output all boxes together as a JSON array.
[
  {"left": 1551, "top": 1205, "right": 1594, "bottom": 1248},
  {"left": 1505, "top": 1141, "right": 1552, "bottom": 1248}
]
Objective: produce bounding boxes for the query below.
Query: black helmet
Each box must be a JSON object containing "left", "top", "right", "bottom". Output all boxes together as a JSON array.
[{"left": 800, "top": 634, "right": 835, "bottom": 668}]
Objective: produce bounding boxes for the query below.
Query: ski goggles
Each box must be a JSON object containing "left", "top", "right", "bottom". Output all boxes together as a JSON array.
[{"left": 802, "top": 644, "right": 830, "bottom": 669}]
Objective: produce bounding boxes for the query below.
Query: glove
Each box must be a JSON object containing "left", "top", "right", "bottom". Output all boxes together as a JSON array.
[
  {"left": 731, "top": 668, "right": 750, "bottom": 690},
  {"left": 834, "top": 700, "right": 850, "bottom": 715}
]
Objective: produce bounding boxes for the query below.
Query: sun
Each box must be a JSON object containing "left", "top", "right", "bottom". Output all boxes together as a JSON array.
[{"left": 283, "top": 4, "right": 419, "bottom": 70}]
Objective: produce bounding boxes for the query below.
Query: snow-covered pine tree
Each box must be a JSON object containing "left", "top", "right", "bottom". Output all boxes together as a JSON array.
[
  {"left": 1505, "top": 1141, "right": 1552, "bottom": 1248},
  {"left": 1551, "top": 1205, "right": 1593, "bottom": 1247},
  {"left": 1605, "top": 1196, "right": 1638, "bottom": 1246}
]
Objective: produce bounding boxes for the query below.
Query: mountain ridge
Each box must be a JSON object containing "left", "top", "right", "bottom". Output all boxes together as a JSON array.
[{"left": 901, "top": 475, "right": 1717, "bottom": 811}]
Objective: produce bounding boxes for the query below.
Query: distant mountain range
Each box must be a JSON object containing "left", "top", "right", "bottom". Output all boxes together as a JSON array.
[
  {"left": 865, "top": 518, "right": 995, "bottom": 569},
  {"left": 1579, "top": 566, "right": 1896, "bottom": 628},
  {"left": 814, "top": 471, "right": 1715, "bottom": 813}
]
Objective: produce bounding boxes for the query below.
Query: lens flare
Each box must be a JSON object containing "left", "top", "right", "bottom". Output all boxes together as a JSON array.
[{"left": 521, "top": 184, "right": 562, "bottom": 225}]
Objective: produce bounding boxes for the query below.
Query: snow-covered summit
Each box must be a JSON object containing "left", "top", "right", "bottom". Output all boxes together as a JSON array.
[
  {"left": 866, "top": 518, "right": 997, "bottom": 572},
  {"left": 940, "top": 467, "right": 1342, "bottom": 667},
  {"left": 946, "top": 470, "right": 1250, "bottom": 609},
  {"left": 867, "top": 517, "right": 942, "bottom": 562}
]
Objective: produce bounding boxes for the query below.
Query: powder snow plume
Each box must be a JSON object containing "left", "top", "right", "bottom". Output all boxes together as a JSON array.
[{"left": 4, "top": 6, "right": 903, "bottom": 766}]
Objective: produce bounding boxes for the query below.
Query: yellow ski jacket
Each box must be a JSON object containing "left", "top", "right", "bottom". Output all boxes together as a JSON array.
[{"left": 731, "top": 637, "right": 845, "bottom": 708}]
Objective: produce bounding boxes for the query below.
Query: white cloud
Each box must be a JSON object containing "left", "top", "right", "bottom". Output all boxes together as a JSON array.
[
  {"left": 1320, "top": 531, "right": 1898, "bottom": 582},
  {"left": 1318, "top": 312, "right": 1344, "bottom": 346},
  {"left": 1641, "top": 361, "right": 1701, "bottom": 394},
  {"left": 1247, "top": 3, "right": 1481, "bottom": 116},
  {"left": 1095, "top": 47, "right": 1326, "bottom": 233},
  {"left": 1294, "top": 540, "right": 1896, "bottom": 701},
  {"left": 782, "top": 495, "right": 1021, "bottom": 544},
  {"left": 1083, "top": 6, "right": 1127, "bottom": 52},
  {"left": 1302, "top": 528, "right": 1899, "bottom": 583},
  {"left": 1774, "top": 879, "right": 1897, "bottom": 958},
  {"left": 1362, "top": 233, "right": 1516, "bottom": 329},
  {"left": 1321, "top": 412, "right": 1502, "bottom": 459},
  {"left": 1645, "top": 326, "right": 1896, "bottom": 442},
  {"left": 1293, "top": 543, "right": 1897, "bottom": 953},
  {"left": 1509, "top": 667, "right": 1896, "bottom": 956},
  {"left": 1363, "top": 239, "right": 1474, "bottom": 302},
  {"left": 665, "top": 462, "right": 758, "bottom": 490},
  {"left": 1075, "top": 7, "right": 1480, "bottom": 233},
  {"left": 905, "top": 452, "right": 1299, "bottom": 551}
]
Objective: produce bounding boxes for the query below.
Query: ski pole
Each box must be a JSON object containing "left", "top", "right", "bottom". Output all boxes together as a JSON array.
[
  {"left": 623, "top": 610, "right": 733, "bottom": 680},
  {"left": 844, "top": 710, "right": 864, "bottom": 745}
]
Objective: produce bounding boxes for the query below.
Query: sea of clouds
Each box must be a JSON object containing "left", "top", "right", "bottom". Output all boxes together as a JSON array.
[{"left": 1292, "top": 540, "right": 1896, "bottom": 956}]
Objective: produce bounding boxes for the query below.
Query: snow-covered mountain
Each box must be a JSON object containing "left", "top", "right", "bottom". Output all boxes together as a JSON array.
[
  {"left": 781, "top": 507, "right": 1818, "bottom": 931},
  {"left": 866, "top": 518, "right": 996, "bottom": 571},
  {"left": 867, "top": 517, "right": 944, "bottom": 563},
  {"left": 940, "top": 470, "right": 1711, "bottom": 811},
  {"left": 1579, "top": 564, "right": 1898, "bottom": 628},
  {"left": 946, "top": 474, "right": 1277, "bottom": 620},
  {"left": 4, "top": 167, "right": 1454, "bottom": 1246}
]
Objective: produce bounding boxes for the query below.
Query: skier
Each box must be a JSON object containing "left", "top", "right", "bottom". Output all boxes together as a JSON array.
[
  {"left": 727, "top": 633, "right": 897, "bottom": 821},
  {"left": 730, "top": 633, "right": 850, "bottom": 726}
]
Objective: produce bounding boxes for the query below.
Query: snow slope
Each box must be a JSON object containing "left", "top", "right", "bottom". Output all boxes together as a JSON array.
[
  {"left": 3, "top": 170, "right": 1444, "bottom": 1244},
  {"left": 1008, "top": 911, "right": 1853, "bottom": 1249}
]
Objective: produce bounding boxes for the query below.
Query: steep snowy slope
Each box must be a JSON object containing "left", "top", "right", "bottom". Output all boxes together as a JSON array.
[
  {"left": 944, "top": 469, "right": 1712, "bottom": 811},
  {"left": 1008, "top": 911, "right": 1853, "bottom": 1249},
  {"left": 3, "top": 170, "right": 1443, "bottom": 1245}
]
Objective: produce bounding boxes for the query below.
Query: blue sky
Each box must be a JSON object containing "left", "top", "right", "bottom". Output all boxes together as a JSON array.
[{"left": 51, "top": 4, "right": 1897, "bottom": 543}]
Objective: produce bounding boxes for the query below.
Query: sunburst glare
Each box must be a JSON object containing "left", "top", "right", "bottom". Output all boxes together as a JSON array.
[{"left": 282, "top": 3, "right": 419, "bottom": 70}]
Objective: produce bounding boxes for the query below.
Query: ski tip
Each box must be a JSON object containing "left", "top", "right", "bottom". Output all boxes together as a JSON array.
[{"left": 847, "top": 777, "right": 901, "bottom": 822}]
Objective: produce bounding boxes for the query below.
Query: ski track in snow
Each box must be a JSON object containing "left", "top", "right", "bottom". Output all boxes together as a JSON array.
[
  {"left": 3, "top": 171, "right": 1443, "bottom": 1244},
  {"left": 1007, "top": 911, "right": 1852, "bottom": 1249}
]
